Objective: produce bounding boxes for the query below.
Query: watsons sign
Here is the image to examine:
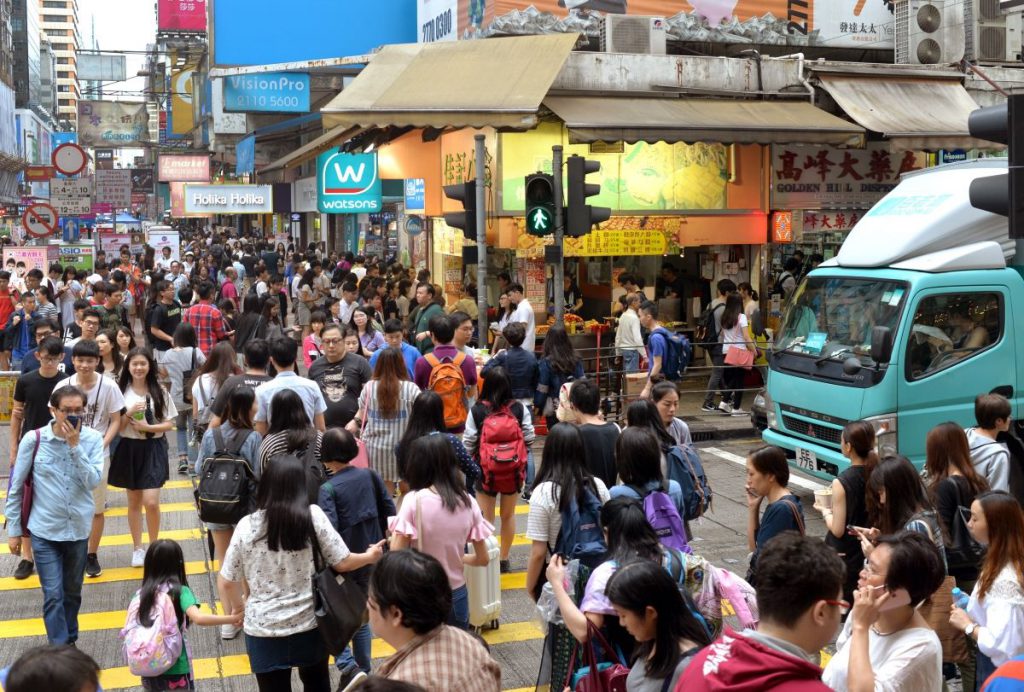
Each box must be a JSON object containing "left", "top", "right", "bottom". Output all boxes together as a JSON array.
[
  {"left": 184, "top": 184, "right": 274, "bottom": 214},
  {"left": 223, "top": 72, "right": 311, "bottom": 113},
  {"left": 317, "top": 151, "right": 382, "bottom": 213}
]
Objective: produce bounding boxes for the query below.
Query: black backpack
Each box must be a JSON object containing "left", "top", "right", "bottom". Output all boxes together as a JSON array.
[
  {"left": 268, "top": 440, "right": 325, "bottom": 504},
  {"left": 694, "top": 303, "right": 725, "bottom": 358},
  {"left": 195, "top": 428, "right": 256, "bottom": 525},
  {"left": 771, "top": 271, "right": 794, "bottom": 298}
]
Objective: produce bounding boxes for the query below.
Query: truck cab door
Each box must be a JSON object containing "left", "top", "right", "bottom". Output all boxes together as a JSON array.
[{"left": 897, "top": 286, "right": 1013, "bottom": 464}]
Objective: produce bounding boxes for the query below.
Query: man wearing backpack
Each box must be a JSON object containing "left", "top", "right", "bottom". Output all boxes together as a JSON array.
[
  {"left": 638, "top": 302, "right": 689, "bottom": 400},
  {"left": 699, "top": 279, "right": 734, "bottom": 413},
  {"left": 414, "top": 314, "right": 477, "bottom": 433}
]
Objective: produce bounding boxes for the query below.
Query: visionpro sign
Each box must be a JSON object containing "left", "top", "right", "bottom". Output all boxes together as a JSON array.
[
  {"left": 317, "top": 151, "right": 382, "bottom": 213},
  {"left": 223, "top": 73, "right": 311, "bottom": 113}
]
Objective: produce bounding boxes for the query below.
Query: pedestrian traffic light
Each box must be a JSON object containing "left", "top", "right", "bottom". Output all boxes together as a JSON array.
[
  {"left": 967, "top": 94, "right": 1024, "bottom": 238},
  {"left": 443, "top": 181, "right": 477, "bottom": 241},
  {"left": 566, "top": 155, "right": 611, "bottom": 238},
  {"left": 525, "top": 173, "right": 556, "bottom": 236}
]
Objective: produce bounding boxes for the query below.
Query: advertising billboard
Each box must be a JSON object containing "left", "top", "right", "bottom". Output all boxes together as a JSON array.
[
  {"left": 77, "top": 101, "right": 150, "bottom": 147},
  {"left": 452, "top": 0, "right": 893, "bottom": 48},
  {"left": 170, "top": 65, "right": 197, "bottom": 136},
  {"left": 210, "top": 0, "right": 417, "bottom": 66},
  {"left": 184, "top": 184, "right": 273, "bottom": 214},
  {"left": 223, "top": 73, "right": 311, "bottom": 113},
  {"left": 77, "top": 54, "right": 127, "bottom": 82},
  {"left": 158, "top": 155, "right": 211, "bottom": 182},
  {"left": 131, "top": 169, "right": 155, "bottom": 194},
  {"left": 316, "top": 151, "right": 382, "bottom": 214},
  {"left": 158, "top": 0, "right": 208, "bottom": 32},
  {"left": 418, "top": 0, "right": 458, "bottom": 42}
]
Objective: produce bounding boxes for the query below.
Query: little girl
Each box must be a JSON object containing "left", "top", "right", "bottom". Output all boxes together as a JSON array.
[
  {"left": 132, "top": 539, "right": 242, "bottom": 690},
  {"left": 303, "top": 310, "right": 326, "bottom": 369}
]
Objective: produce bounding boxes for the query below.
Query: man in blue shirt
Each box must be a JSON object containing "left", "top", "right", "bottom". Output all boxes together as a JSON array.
[
  {"left": 369, "top": 319, "right": 422, "bottom": 379},
  {"left": 5, "top": 385, "right": 105, "bottom": 645},
  {"left": 19, "top": 319, "right": 74, "bottom": 376},
  {"left": 639, "top": 300, "right": 668, "bottom": 400},
  {"left": 254, "top": 337, "right": 328, "bottom": 435}
]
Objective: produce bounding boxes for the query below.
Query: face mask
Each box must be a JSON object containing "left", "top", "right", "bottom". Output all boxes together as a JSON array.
[{"left": 65, "top": 415, "right": 81, "bottom": 429}]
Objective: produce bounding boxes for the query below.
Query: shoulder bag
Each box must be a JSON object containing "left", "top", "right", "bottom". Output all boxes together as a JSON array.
[
  {"left": 912, "top": 514, "right": 969, "bottom": 664},
  {"left": 4, "top": 429, "right": 41, "bottom": 533},
  {"left": 944, "top": 477, "right": 985, "bottom": 571},
  {"left": 566, "top": 620, "right": 630, "bottom": 692},
  {"left": 308, "top": 525, "right": 368, "bottom": 657}
]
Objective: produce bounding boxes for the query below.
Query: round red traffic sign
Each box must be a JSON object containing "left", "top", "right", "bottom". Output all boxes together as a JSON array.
[
  {"left": 22, "top": 203, "right": 59, "bottom": 238},
  {"left": 52, "top": 143, "right": 87, "bottom": 176}
]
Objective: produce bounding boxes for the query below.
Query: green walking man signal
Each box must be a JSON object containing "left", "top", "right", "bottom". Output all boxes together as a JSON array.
[{"left": 525, "top": 172, "right": 556, "bottom": 236}]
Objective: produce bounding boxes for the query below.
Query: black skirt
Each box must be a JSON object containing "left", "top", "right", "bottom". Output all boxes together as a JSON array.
[{"left": 109, "top": 436, "right": 170, "bottom": 490}]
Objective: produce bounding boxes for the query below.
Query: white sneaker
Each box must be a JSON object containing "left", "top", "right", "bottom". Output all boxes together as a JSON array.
[
  {"left": 731, "top": 407, "right": 748, "bottom": 416},
  {"left": 717, "top": 401, "right": 734, "bottom": 414},
  {"left": 220, "top": 623, "right": 241, "bottom": 640},
  {"left": 131, "top": 548, "right": 146, "bottom": 568}
]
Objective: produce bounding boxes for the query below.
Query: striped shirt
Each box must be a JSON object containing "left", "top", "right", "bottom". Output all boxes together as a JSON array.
[
  {"left": 357, "top": 379, "right": 421, "bottom": 483},
  {"left": 257, "top": 430, "right": 323, "bottom": 475}
]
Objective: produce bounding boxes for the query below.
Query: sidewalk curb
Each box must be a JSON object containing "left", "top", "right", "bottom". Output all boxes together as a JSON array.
[{"left": 683, "top": 418, "right": 761, "bottom": 443}]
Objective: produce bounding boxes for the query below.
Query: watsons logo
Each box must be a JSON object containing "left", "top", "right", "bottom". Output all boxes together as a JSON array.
[
  {"left": 227, "top": 75, "right": 307, "bottom": 93},
  {"left": 317, "top": 151, "right": 382, "bottom": 214}
]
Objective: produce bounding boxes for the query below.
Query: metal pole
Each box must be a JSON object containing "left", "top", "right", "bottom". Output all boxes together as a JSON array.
[
  {"left": 552, "top": 145, "right": 565, "bottom": 324},
  {"left": 474, "top": 134, "right": 488, "bottom": 344}
]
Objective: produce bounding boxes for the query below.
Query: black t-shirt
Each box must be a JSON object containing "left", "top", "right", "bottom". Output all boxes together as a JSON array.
[
  {"left": 209, "top": 372, "right": 273, "bottom": 417},
  {"left": 240, "top": 253, "right": 258, "bottom": 278},
  {"left": 148, "top": 302, "right": 182, "bottom": 352},
  {"left": 578, "top": 422, "right": 621, "bottom": 488},
  {"left": 15, "top": 369, "right": 63, "bottom": 434},
  {"left": 262, "top": 251, "right": 281, "bottom": 272},
  {"left": 307, "top": 353, "right": 372, "bottom": 428}
]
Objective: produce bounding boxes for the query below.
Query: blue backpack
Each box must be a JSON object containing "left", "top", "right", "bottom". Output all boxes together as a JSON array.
[
  {"left": 555, "top": 485, "right": 608, "bottom": 570},
  {"left": 651, "top": 327, "right": 691, "bottom": 381},
  {"left": 666, "top": 445, "right": 713, "bottom": 521}
]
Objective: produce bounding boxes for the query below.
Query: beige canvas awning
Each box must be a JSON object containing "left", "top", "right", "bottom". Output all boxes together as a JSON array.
[
  {"left": 260, "top": 125, "right": 366, "bottom": 174},
  {"left": 542, "top": 96, "right": 865, "bottom": 147},
  {"left": 815, "top": 73, "right": 992, "bottom": 152},
  {"left": 321, "top": 34, "right": 579, "bottom": 130}
]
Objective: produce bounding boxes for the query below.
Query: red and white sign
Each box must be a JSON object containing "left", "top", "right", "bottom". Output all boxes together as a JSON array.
[
  {"left": 22, "top": 203, "right": 58, "bottom": 238},
  {"left": 51, "top": 143, "right": 87, "bottom": 177},
  {"left": 158, "top": 155, "right": 211, "bottom": 182},
  {"left": 24, "top": 165, "right": 55, "bottom": 182},
  {"left": 158, "top": 0, "right": 207, "bottom": 32}
]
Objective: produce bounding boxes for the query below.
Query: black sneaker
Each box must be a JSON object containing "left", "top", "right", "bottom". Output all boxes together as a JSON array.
[
  {"left": 335, "top": 666, "right": 367, "bottom": 692},
  {"left": 700, "top": 404, "right": 717, "bottom": 412},
  {"left": 499, "top": 559, "right": 511, "bottom": 574},
  {"left": 177, "top": 460, "right": 190, "bottom": 475},
  {"left": 13, "top": 559, "right": 33, "bottom": 580},
  {"left": 85, "top": 553, "right": 102, "bottom": 578}
]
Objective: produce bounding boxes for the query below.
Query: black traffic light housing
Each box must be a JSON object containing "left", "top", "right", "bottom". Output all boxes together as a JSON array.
[
  {"left": 525, "top": 173, "right": 556, "bottom": 237},
  {"left": 566, "top": 154, "right": 611, "bottom": 238},
  {"left": 968, "top": 95, "right": 1024, "bottom": 238},
  {"left": 443, "top": 181, "right": 477, "bottom": 241}
]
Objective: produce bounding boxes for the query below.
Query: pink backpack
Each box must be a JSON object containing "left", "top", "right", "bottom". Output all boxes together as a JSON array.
[{"left": 120, "top": 585, "right": 184, "bottom": 676}]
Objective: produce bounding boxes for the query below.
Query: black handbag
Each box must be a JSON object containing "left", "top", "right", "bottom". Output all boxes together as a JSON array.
[
  {"left": 309, "top": 526, "right": 367, "bottom": 656},
  {"left": 945, "top": 477, "right": 986, "bottom": 570}
]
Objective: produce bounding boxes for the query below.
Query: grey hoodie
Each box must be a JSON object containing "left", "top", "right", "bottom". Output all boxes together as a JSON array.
[{"left": 966, "top": 427, "right": 1010, "bottom": 492}]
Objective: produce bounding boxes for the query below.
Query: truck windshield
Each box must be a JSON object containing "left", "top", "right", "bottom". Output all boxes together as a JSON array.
[{"left": 774, "top": 277, "right": 906, "bottom": 364}]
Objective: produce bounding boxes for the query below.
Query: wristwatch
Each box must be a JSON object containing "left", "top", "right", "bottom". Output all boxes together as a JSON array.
[{"left": 965, "top": 623, "right": 978, "bottom": 638}]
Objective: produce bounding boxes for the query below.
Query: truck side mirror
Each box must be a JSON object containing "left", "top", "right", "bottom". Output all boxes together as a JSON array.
[{"left": 871, "top": 326, "right": 894, "bottom": 365}]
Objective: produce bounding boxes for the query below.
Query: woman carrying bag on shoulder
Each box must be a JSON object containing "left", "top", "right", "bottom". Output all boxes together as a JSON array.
[{"left": 719, "top": 293, "right": 756, "bottom": 416}]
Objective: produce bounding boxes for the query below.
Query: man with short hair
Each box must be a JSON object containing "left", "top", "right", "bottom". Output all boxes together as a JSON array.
[
  {"left": 700, "top": 279, "right": 735, "bottom": 413},
  {"left": 570, "top": 379, "right": 620, "bottom": 487},
  {"left": 411, "top": 282, "right": 444, "bottom": 354},
  {"left": 19, "top": 319, "right": 73, "bottom": 376},
  {"left": 148, "top": 280, "right": 181, "bottom": 352},
  {"left": 93, "top": 282, "right": 124, "bottom": 331},
  {"left": 168, "top": 261, "right": 189, "bottom": 300},
  {"left": 678, "top": 533, "right": 844, "bottom": 691},
  {"left": 369, "top": 319, "right": 421, "bottom": 379},
  {"left": 219, "top": 267, "right": 240, "bottom": 311},
  {"left": 507, "top": 283, "right": 536, "bottom": 354},
  {"left": 338, "top": 282, "right": 359, "bottom": 324},
  {"left": 307, "top": 324, "right": 371, "bottom": 429},
  {"left": 184, "top": 281, "right": 232, "bottom": 356},
  {"left": 65, "top": 308, "right": 101, "bottom": 348},
  {"left": 967, "top": 392, "right": 1013, "bottom": 492},
  {"left": 254, "top": 338, "right": 327, "bottom": 435},
  {"left": 615, "top": 292, "right": 644, "bottom": 374},
  {"left": 208, "top": 339, "right": 273, "bottom": 428},
  {"left": 156, "top": 246, "right": 174, "bottom": 272},
  {"left": 638, "top": 301, "right": 667, "bottom": 401},
  {"left": 7, "top": 291, "right": 38, "bottom": 370},
  {"left": 414, "top": 314, "right": 477, "bottom": 433}
]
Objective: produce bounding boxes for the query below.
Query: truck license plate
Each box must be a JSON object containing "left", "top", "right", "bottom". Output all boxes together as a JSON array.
[{"left": 796, "top": 448, "right": 817, "bottom": 471}]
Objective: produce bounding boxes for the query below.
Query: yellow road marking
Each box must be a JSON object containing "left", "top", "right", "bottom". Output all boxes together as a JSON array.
[{"left": 0, "top": 528, "right": 203, "bottom": 555}]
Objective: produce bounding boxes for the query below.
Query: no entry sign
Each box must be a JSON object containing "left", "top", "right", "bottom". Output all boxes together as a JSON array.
[
  {"left": 22, "top": 203, "right": 58, "bottom": 238},
  {"left": 52, "top": 143, "right": 87, "bottom": 177}
]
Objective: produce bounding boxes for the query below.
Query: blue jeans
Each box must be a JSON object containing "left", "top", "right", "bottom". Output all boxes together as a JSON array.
[
  {"left": 334, "top": 623, "right": 372, "bottom": 674},
  {"left": 525, "top": 449, "right": 535, "bottom": 493},
  {"left": 448, "top": 584, "right": 469, "bottom": 630},
  {"left": 33, "top": 536, "right": 88, "bottom": 645},
  {"left": 621, "top": 350, "right": 640, "bottom": 373},
  {"left": 175, "top": 411, "right": 196, "bottom": 463}
]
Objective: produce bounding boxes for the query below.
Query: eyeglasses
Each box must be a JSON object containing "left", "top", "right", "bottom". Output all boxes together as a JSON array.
[
  {"left": 322, "top": 338, "right": 342, "bottom": 345},
  {"left": 58, "top": 408, "right": 85, "bottom": 415},
  {"left": 824, "top": 599, "right": 851, "bottom": 615},
  {"left": 862, "top": 559, "right": 883, "bottom": 577}
]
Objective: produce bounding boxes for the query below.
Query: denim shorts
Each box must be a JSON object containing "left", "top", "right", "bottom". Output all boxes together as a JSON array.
[{"left": 245, "top": 627, "right": 327, "bottom": 674}]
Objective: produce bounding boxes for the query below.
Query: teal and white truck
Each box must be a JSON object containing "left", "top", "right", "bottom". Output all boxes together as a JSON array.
[{"left": 762, "top": 159, "right": 1023, "bottom": 480}]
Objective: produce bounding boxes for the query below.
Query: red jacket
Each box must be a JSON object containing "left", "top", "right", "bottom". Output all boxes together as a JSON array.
[{"left": 676, "top": 629, "right": 831, "bottom": 692}]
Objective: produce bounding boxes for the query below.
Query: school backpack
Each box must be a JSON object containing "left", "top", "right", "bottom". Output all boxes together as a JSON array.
[
  {"left": 772, "top": 271, "right": 794, "bottom": 298},
  {"left": 555, "top": 375, "right": 580, "bottom": 424},
  {"left": 475, "top": 403, "right": 528, "bottom": 495},
  {"left": 195, "top": 428, "right": 256, "bottom": 525},
  {"left": 425, "top": 352, "right": 469, "bottom": 429},
  {"left": 555, "top": 485, "right": 608, "bottom": 570},
  {"left": 650, "top": 327, "right": 691, "bottom": 381},
  {"left": 694, "top": 303, "right": 725, "bottom": 357},
  {"left": 267, "top": 440, "right": 326, "bottom": 504},
  {"left": 629, "top": 484, "right": 690, "bottom": 554},
  {"left": 120, "top": 584, "right": 184, "bottom": 677},
  {"left": 665, "top": 444, "right": 713, "bottom": 521}
]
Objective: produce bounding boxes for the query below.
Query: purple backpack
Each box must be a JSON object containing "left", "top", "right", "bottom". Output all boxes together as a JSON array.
[{"left": 632, "top": 485, "right": 691, "bottom": 554}]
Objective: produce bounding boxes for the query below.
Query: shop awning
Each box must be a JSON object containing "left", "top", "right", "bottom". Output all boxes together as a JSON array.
[
  {"left": 542, "top": 97, "right": 865, "bottom": 147},
  {"left": 260, "top": 125, "right": 366, "bottom": 174},
  {"left": 815, "top": 73, "right": 990, "bottom": 152},
  {"left": 321, "top": 34, "right": 579, "bottom": 130}
]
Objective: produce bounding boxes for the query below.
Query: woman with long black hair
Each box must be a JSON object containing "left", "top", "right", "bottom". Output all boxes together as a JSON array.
[
  {"left": 718, "top": 292, "right": 755, "bottom": 415},
  {"left": 233, "top": 293, "right": 263, "bottom": 355},
  {"left": 396, "top": 390, "right": 479, "bottom": 493},
  {"left": 534, "top": 325, "right": 584, "bottom": 429},
  {"left": 219, "top": 454, "right": 385, "bottom": 691},
  {"left": 257, "top": 389, "right": 323, "bottom": 477}
]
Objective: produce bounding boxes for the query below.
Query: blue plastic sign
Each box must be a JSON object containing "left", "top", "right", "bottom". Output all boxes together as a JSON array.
[
  {"left": 940, "top": 149, "right": 968, "bottom": 164},
  {"left": 405, "top": 178, "right": 425, "bottom": 211},
  {"left": 236, "top": 135, "right": 255, "bottom": 176},
  {"left": 317, "top": 151, "right": 382, "bottom": 213},
  {"left": 223, "top": 73, "right": 310, "bottom": 113},
  {"left": 61, "top": 217, "right": 80, "bottom": 243},
  {"left": 406, "top": 215, "right": 424, "bottom": 236}
]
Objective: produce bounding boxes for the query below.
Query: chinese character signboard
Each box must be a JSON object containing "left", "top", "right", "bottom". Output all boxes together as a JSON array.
[
  {"left": 405, "top": 178, "right": 426, "bottom": 211},
  {"left": 51, "top": 177, "right": 93, "bottom": 215},
  {"left": 316, "top": 151, "right": 382, "bottom": 213},
  {"left": 158, "top": 0, "right": 207, "bottom": 32},
  {"left": 516, "top": 227, "right": 670, "bottom": 258},
  {"left": 158, "top": 155, "right": 211, "bottom": 182},
  {"left": 77, "top": 101, "right": 150, "bottom": 147},
  {"left": 802, "top": 210, "right": 864, "bottom": 234},
  {"left": 770, "top": 143, "right": 925, "bottom": 210},
  {"left": 95, "top": 170, "right": 132, "bottom": 208}
]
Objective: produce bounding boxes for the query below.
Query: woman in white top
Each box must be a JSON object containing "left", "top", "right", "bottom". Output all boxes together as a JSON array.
[
  {"left": 58, "top": 266, "right": 83, "bottom": 328},
  {"left": 950, "top": 491, "right": 1024, "bottom": 686},
  {"left": 190, "top": 341, "right": 240, "bottom": 447},
  {"left": 159, "top": 323, "right": 206, "bottom": 475},
  {"left": 822, "top": 530, "right": 945, "bottom": 691},
  {"left": 718, "top": 292, "right": 755, "bottom": 415},
  {"left": 219, "top": 453, "right": 384, "bottom": 689}
]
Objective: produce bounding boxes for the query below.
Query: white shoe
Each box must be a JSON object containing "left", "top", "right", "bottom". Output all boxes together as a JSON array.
[
  {"left": 220, "top": 623, "right": 241, "bottom": 640},
  {"left": 717, "top": 401, "right": 734, "bottom": 414},
  {"left": 131, "top": 548, "right": 146, "bottom": 568},
  {"left": 731, "top": 408, "right": 748, "bottom": 416}
]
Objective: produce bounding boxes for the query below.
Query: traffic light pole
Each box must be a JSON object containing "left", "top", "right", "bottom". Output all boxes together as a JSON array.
[
  {"left": 552, "top": 145, "right": 565, "bottom": 323},
  {"left": 474, "top": 134, "right": 488, "bottom": 343}
]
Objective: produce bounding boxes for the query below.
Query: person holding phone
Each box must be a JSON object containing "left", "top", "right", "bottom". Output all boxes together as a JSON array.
[{"left": 823, "top": 531, "right": 945, "bottom": 691}]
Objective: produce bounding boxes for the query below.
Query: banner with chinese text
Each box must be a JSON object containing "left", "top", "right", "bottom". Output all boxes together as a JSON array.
[{"left": 77, "top": 101, "right": 150, "bottom": 147}]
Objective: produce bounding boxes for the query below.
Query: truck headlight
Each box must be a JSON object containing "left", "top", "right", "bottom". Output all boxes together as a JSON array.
[
  {"left": 865, "top": 413, "right": 898, "bottom": 456},
  {"left": 763, "top": 388, "right": 778, "bottom": 429}
]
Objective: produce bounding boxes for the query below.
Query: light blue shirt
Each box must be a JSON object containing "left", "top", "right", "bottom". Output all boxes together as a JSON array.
[
  {"left": 254, "top": 371, "right": 327, "bottom": 427},
  {"left": 610, "top": 479, "right": 687, "bottom": 518},
  {"left": 5, "top": 424, "right": 104, "bottom": 541},
  {"left": 195, "top": 423, "right": 264, "bottom": 480},
  {"left": 368, "top": 342, "right": 422, "bottom": 380}
]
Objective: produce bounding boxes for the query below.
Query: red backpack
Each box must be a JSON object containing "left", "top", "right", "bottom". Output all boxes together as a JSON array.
[
  {"left": 425, "top": 352, "right": 469, "bottom": 430},
  {"left": 476, "top": 403, "right": 528, "bottom": 495}
]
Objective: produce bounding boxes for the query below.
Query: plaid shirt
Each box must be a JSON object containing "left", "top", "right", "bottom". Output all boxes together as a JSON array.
[
  {"left": 184, "top": 302, "right": 228, "bottom": 355},
  {"left": 377, "top": 624, "right": 501, "bottom": 691}
]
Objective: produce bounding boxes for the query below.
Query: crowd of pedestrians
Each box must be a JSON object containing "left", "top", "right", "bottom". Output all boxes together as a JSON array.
[{"left": 3, "top": 229, "right": 1024, "bottom": 692}]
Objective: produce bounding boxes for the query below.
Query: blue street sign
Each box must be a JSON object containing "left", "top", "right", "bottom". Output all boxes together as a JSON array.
[
  {"left": 61, "top": 216, "right": 80, "bottom": 243},
  {"left": 405, "top": 178, "right": 425, "bottom": 211},
  {"left": 406, "top": 215, "right": 424, "bottom": 236},
  {"left": 223, "top": 73, "right": 311, "bottom": 113},
  {"left": 316, "top": 151, "right": 382, "bottom": 213}
]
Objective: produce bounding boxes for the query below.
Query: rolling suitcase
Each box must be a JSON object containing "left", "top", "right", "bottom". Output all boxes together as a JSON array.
[{"left": 466, "top": 536, "right": 501, "bottom": 631}]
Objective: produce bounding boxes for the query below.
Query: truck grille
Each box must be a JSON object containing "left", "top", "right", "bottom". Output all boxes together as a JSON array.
[{"left": 781, "top": 415, "right": 843, "bottom": 446}]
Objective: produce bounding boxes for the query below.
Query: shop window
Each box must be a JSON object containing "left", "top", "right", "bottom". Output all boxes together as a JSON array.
[{"left": 906, "top": 292, "right": 1001, "bottom": 380}]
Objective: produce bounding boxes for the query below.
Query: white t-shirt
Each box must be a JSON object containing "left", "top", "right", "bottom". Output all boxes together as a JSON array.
[
  {"left": 221, "top": 505, "right": 350, "bottom": 637},
  {"left": 720, "top": 313, "right": 749, "bottom": 354},
  {"left": 525, "top": 478, "right": 611, "bottom": 548},
  {"left": 191, "top": 373, "right": 219, "bottom": 414},
  {"left": 512, "top": 298, "right": 537, "bottom": 353},
  {"left": 968, "top": 563, "right": 1024, "bottom": 667},
  {"left": 121, "top": 386, "right": 177, "bottom": 440},
  {"left": 55, "top": 373, "right": 125, "bottom": 439},
  {"left": 822, "top": 621, "right": 942, "bottom": 692}
]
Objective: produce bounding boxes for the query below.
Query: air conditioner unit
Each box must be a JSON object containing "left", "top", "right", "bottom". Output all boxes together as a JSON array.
[
  {"left": 894, "top": 0, "right": 966, "bottom": 64},
  {"left": 965, "top": 0, "right": 1023, "bottom": 62},
  {"left": 600, "top": 15, "right": 667, "bottom": 55}
]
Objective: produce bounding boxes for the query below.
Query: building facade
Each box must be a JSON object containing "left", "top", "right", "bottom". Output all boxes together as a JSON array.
[
  {"left": 38, "top": 0, "right": 78, "bottom": 127},
  {"left": 12, "top": 0, "right": 39, "bottom": 108}
]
